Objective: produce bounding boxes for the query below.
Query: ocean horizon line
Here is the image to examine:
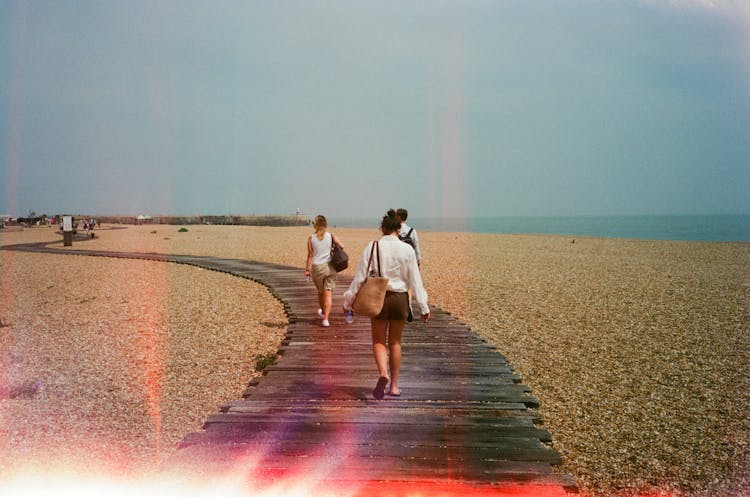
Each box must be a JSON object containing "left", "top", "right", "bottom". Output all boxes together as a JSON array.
[
  {"left": 8, "top": 213, "right": 747, "bottom": 242},
  {"left": 329, "top": 214, "right": 750, "bottom": 242}
]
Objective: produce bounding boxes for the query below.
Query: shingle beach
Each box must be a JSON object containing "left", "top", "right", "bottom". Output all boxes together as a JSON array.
[{"left": 1, "top": 224, "right": 748, "bottom": 497}]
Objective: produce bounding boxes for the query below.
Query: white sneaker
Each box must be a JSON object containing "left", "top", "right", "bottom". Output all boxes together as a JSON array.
[
  {"left": 317, "top": 308, "right": 324, "bottom": 319},
  {"left": 321, "top": 319, "right": 330, "bottom": 327}
]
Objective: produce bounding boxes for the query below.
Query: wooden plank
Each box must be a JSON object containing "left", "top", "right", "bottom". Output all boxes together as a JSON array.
[
  {"left": 272, "top": 352, "right": 511, "bottom": 366},
  {"left": 196, "top": 442, "right": 562, "bottom": 465},
  {"left": 265, "top": 361, "right": 513, "bottom": 372},
  {"left": 203, "top": 411, "right": 551, "bottom": 435},
  {"left": 198, "top": 431, "right": 555, "bottom": 458},
  {"left": 219, "top": 410, "right": 539, "bottom": 428},
  {"left": 242, "top": 383, "right": 539, "bottom": 405},
  {"left": 253, "top": 372, "right": 521, "bottom": 386},
  {"left": 243, "top": 375, "right": 528, "bottom": 392},
  {"left": 219, "top": 399, "right": 537, "bottom": 414}
]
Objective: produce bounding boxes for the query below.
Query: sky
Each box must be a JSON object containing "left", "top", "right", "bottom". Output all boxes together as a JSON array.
[{"left": 2, "top": 0, "right": 749, "bottom": 220}]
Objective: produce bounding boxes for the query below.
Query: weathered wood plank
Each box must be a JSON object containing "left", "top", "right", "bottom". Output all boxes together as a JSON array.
[
  {"left": 252, "top": 372, "right": 521, "bottom": 386},
  {"left": 203, "top": 409, "right": 550, "bottom": 432},
  {"left": 177, "top": 439, "right": 563, "bottom": 467},
  {"left": 243, "top": 374, "right": 530, "bottom": 392},
  {"left": 218, "top": 409, "right": 539, "bottom": 428},
  {"left": 219, "top": 398, "right": 537, "bottom": 414}
]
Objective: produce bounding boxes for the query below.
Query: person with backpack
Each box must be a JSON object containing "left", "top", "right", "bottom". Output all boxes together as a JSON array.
[
  {"left": 395, "top": 208, "right": 420, "bottom": 266},
  {"left": 394, "top": 208, "right": 421, "bottom": 322}
]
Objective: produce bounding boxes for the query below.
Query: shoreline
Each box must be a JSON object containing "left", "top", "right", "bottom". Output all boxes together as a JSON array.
[{"left": 1, "top": 225, "right": 749, "bottom": 496}]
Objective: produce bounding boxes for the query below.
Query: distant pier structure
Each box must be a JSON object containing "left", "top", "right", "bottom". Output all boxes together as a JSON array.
[{"left": 95, "top": 214, "right": 311, "bottom": 227}]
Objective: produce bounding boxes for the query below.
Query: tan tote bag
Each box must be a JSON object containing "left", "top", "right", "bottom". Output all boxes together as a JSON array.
[{"left": 352, "top": 241, "right": 389, "bottom": 317}]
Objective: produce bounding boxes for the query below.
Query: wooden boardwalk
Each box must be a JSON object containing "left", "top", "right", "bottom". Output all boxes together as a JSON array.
[{"left": 2, "top": 239, "right": 577, "bottom": 495}]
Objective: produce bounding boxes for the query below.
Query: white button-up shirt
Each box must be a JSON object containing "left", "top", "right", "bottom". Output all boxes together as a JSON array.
[{"left": 343, "top": 234, "right": 429, "bottom": 315}]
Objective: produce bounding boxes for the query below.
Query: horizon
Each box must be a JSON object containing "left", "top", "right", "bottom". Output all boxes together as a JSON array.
[
  {"left": 6, "top": 211, "right": 750, "bottom": 220},
  {"left": 5, "top": 211, "right": 748, "bottom": 242}
]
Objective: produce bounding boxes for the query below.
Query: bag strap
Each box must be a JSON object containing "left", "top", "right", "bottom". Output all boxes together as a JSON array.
[
  {"left": 366, "top": 241, "right": 381, "bottom": 277},
  {"left": 375, "top": 241, "right": 381, "bottom": 277}
]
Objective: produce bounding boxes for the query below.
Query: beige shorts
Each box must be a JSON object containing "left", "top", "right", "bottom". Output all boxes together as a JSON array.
[{"left": 311, "top": 262, "right": 336, "bottom": 292}]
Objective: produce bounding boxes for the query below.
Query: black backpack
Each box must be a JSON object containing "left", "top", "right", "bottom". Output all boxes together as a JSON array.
[{"left": 399, "top": 228, "right": 415, "bottom": 249}]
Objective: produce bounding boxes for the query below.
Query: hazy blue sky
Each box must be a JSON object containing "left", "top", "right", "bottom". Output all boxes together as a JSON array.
[{"left": 2, "top": 0, "right": 749, "bottom": 220}]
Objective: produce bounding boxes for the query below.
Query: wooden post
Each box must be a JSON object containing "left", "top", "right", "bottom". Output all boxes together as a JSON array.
[{"left": 62, "top": 215, "right": 73, "bottom": 246}]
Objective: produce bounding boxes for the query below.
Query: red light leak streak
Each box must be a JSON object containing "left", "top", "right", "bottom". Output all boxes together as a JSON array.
[
  {"left": 209, "top": 448, "right": 572, "bottom": 497},
  {"left": 245, "top": 479, "right": 571, "bottom": 497},
  {"left": 335, "top": 481, "right": 569, "bottom": 497},
  {"left": 138, "top": 262, "right": 169, "bottom": 462}
]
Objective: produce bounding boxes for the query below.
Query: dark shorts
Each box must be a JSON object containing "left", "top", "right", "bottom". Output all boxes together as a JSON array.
[{"left": 374, "top": 291, "right": 409, "bottom": 321}]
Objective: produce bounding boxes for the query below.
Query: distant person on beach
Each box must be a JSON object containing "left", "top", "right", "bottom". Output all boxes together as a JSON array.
[
  {"left": 395, "top": 208, "right": 420, "bottom": 266},
  {"left": 343, "top": 210, "right": 430, "bottom": 399},
  {"left": 395, "top": 208, "right": 421, "bottom": 321},
  {"left": 305, "top": 215, "right": 344, "bottom": 328}
]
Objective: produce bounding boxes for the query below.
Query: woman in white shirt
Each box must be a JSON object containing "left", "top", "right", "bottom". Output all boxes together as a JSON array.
[
  {"left": 343, "top": 210, "right": 430, "bottom": 399},
  {"left": 305, "top": 215, "right": 344, "bottom": 327}
]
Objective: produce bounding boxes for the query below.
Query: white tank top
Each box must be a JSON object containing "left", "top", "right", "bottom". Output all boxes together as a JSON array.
[{"left": 311, "top": 232, "right": 332, "bottom": 265}]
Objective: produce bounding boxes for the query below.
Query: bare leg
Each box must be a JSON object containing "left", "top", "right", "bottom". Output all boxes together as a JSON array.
[
  {"left": 322, "top": 289, "right": 333, "bottom": 320},
  {"left": 318, "top": 291, "right": 325, "bottom": 314},
  {"left": 371, "top": 318, "right": 390, "bottom": 380},
  {"left": 387, "top": 320, "right": 406, "bottom": 395}
]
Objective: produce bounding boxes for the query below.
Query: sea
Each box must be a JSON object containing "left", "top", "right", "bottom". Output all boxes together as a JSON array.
[{"left": 331, "top": 214, "right": 750, "bottom": 242}]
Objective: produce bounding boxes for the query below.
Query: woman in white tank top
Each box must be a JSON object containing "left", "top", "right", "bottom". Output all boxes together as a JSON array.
[{"left": 304, "top": 215, "right": 344, "bottom": 327}]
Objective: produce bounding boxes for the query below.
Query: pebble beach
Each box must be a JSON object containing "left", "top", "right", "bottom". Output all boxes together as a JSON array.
[{"left": 1, "top": 224, "right": 748, "bottom": 497}]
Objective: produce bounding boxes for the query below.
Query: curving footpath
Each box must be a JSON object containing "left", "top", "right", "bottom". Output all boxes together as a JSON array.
[{"left": 2, "top": 238, "right": 577, "bottom": 496}]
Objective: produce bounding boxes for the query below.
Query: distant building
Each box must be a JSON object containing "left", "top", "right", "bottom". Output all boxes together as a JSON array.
[{"left": 136, "top": 214, "right": 153, "bottom": 225}]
